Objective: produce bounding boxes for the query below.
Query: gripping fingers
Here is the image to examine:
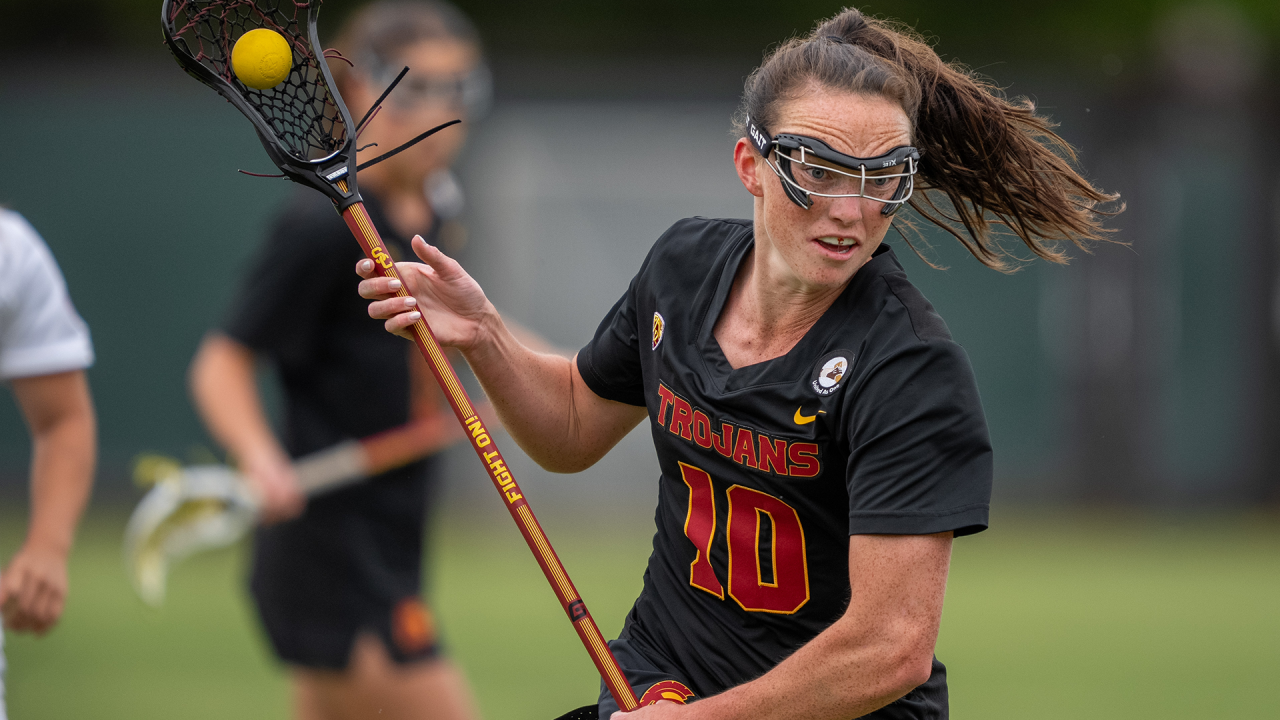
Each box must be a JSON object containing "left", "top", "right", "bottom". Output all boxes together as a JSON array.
[
  {"left": 355, "top": 260, "right": 399, "bottom": 297},
  {"left": 386, "top": 309, "right": 422, "bottom": 336},
  {"left": 367, "top": 294, "right": 419, "bottom": 340},
  {"left": 368, "top": 295, "right": 417, "bottom": 321}
]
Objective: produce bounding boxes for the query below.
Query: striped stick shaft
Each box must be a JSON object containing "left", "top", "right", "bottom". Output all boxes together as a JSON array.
[{"left": 338, "top": 198, "right": 640, "bottom": 712}]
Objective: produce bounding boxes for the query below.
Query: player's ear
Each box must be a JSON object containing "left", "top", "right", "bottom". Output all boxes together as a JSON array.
[{"left": 733, "top": 138, "right": 765, "bottom": 198}]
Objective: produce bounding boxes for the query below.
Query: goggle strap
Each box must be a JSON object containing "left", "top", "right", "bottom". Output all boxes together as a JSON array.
[{"left": 746, "top": 115, "right": 774, "bottom": 157}]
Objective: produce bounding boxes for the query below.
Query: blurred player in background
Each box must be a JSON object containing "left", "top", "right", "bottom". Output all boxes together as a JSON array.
[
  {"left": 0, "top": 210, "right": 97, "bottom": 720},
  {"left": 188, "top": 2, "right": 488, "bottom": 718}
]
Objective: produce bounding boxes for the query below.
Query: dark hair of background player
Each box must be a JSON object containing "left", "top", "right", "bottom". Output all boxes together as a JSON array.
[
  {"left": 327, "top": 0, "right": 482, "bottom": 92},
  {"left": 733, "top": 7, "right": 1122, "bottom": 271}
]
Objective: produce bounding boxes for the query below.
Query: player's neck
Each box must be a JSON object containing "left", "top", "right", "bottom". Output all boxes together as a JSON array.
[{"left": 714, "top": 249, "right": 842, "bottom": 369}]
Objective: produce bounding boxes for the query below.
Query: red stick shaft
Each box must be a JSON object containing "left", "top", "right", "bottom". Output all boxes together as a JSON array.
[{"left": 339, "top": 198, "right": 639, "bottom": 712}]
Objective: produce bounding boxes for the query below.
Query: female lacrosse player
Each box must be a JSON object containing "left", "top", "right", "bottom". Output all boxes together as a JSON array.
[
  {"left": 359, "top": 8, "right": 1117, "bottom": 720},
  {"left": 189, "top": 2, "right": 489, "bottom": 718}
]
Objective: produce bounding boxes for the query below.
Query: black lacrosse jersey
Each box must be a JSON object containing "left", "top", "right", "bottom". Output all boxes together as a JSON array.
[
  {"left": 223, "top": 190, "right": 438, "bottom": 457},
  {"left": 577, "top": 217, "right": 992, "bottom": 718}
]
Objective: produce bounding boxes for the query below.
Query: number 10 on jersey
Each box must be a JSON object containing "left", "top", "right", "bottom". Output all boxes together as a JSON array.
[{"left": 680, "top": 462, "right": 810, "bottom": 614}]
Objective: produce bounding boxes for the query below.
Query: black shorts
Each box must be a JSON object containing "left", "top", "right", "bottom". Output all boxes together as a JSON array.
[{"left": 249, "top": 458, "right": 442, "bottom": 670}]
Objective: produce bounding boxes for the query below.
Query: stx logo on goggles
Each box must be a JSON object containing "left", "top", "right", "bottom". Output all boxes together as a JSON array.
[{"left": 656, "top": 382, "right": 821, "bottom": 478}]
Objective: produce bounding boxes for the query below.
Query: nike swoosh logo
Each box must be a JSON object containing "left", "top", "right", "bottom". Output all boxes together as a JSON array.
[{"left": 794, "top": 408, "right": 825, "bottom": 425}]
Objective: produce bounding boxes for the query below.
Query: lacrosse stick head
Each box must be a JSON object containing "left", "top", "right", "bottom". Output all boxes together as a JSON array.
[
  {"left": 124, "top": 460, "right": 258, "bottom": 606},
  {"left": 161, "top": 0, "right": 361, "bottom": 207}
]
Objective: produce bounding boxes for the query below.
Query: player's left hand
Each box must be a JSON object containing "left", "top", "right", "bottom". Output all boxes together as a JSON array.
[
  {"left": 357, "top": 235, "right": 497, "bottom": 353},
  {"left": 0, "top": 541, "right": 70, "bottom": 635},
  {"left": 612, "top": 700, "right": 684, "bottom": 719}
]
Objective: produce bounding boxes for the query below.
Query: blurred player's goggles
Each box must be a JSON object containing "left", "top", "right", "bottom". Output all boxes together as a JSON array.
[
  {"left": 746, "top": 115, "right": 919, "bottom": 216},
  {"left": 368, "top": 58, "right": 493, "bottom": 118}
]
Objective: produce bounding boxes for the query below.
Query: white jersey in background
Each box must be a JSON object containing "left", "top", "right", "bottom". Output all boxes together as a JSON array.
[{"left": 0, "top": 209, "right": 94, "bottom": 380}]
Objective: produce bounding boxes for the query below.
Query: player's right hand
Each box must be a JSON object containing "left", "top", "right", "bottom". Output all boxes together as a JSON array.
[
  {"left": 357, "top": 236, "right": 496, "bottom": 353},
  {"left": 0, "top": 541, "right": 70, "bottom": 635},
  {"left": 241, "top": 447, "right": 305, "bottom": 524}
]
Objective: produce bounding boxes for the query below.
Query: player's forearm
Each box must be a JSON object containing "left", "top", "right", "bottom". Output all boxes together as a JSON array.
[
  {"left": 25, "top": 390, "right": 96, "bottom": 556},
  {"left": 189, "top": 333, "right": 283, "bottom": 462},
  {"left": 460, "top": 312, "right": 597, "bottom": 472},
  {"left": 683, "top": 535, "right": 951, "bottom": 720},
  {"left": 684, "top": 621, "right": 933, "bottom": 720}
]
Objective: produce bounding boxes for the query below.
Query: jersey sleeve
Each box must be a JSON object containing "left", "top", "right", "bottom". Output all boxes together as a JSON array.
[
  {"left": 844, "top": 339, "right": 992, "bottom": 537},
  {"left": 221, "top": 195, "right": 350, "bottom": 362},
  {"left": 0, "top": 214, "right": 94, "bottom": 380},
  {"left": 576, "top": 274, "right": 646, "bottom": 407}
]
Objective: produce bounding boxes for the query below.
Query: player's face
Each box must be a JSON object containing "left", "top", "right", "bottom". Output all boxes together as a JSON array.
[
  {"left": 734, "top": 89, "right": 912, "bottom": 292},
  {"left": 349, "top": 38, "right": 479, "bottom": 180}
]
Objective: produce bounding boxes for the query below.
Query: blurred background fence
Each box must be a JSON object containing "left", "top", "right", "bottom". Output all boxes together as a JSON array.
[{"left": 2, "top": 0, "right": 1277, "bottom": 507}]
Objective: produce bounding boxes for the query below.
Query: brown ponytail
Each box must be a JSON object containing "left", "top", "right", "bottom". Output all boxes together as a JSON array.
[{"left": 734, "top": 7, "right": 1121, "bottom": 271}]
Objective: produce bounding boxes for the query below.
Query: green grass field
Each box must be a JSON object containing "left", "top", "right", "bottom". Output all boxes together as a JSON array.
[{"left": 2, "top": 507, "right": 1277, "bottom": 719}]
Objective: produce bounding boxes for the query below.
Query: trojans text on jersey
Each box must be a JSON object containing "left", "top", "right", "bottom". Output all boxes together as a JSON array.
[{"left": 656, "top": 382, "right": 821, "bottom": 478}]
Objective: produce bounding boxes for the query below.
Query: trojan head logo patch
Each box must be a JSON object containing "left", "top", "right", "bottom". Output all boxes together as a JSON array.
[
  {"left": 810, "top": 351, "right": 854, "bottom": 396},
  {"left": 652, "top": 312, "right": 666, "bottom": 350},
  {"left": 640, "top": 680, "right": 695, "bottom": 706}
]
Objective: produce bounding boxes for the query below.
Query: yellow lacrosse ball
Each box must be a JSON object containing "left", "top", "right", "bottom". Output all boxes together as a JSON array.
[{"left": 231, "top": 28, "right": 293, "bottom": 89}]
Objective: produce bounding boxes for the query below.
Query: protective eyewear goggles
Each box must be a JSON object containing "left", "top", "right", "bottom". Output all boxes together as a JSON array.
[{"left": 746, "top": 115, "right": 920, "bottom": 216}]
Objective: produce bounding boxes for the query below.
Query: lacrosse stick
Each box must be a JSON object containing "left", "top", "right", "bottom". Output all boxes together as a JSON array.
[
  {"left": 124, "top": 413, "right": 469, "bottom": 606},
  {"left": 160, "top": 1, "right": 639, "bottom": 710}
]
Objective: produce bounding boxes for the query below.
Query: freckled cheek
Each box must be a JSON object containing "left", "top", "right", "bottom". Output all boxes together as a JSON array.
[
  {"left": 857, "top": 210, "right": 890, "bottom": 242},
  {"left": 763, "top": 197, "right": 810, "bottom": 245}
]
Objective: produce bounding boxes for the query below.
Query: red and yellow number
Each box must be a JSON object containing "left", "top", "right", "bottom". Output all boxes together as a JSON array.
[
  {"left": 678, "top": 464, "right": 809, "bottom": 614},
  {"left": 680, "top": 463, "right": 725, "bottom": 598}
]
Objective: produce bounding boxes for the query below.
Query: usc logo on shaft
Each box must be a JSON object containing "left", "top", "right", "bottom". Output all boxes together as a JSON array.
[{"left": 370, "top": 245, "right": 394, "bottom": 269}]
